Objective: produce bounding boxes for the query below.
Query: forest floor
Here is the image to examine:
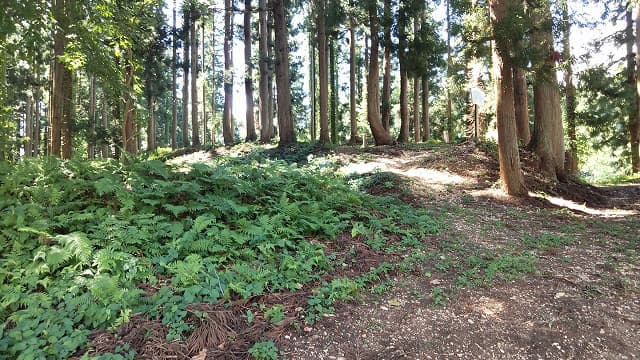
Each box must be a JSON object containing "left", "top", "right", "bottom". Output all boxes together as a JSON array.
[
  {"left": 279, "top": 143, "right": 640, "bottom": 359},
  {"left": 88, "top": 143, "right": 639, "bottom": 360}
]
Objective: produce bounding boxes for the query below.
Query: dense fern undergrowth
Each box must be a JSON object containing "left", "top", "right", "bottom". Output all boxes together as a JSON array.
[{"left": 0, "top": 151, "right": 444, "bottom": 359}]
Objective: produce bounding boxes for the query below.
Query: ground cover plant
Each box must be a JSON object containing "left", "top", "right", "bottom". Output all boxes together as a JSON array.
[{"left": 0, "top": 150, "right": 444, "bottom": 359}]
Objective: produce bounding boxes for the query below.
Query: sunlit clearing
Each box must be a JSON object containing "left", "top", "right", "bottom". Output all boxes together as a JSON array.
[
  {"left": 528, "top": 192, "right": 637, "bottom": 217},
  {"left": 340, "top": 157, "right": 471, "bottom": 190}
]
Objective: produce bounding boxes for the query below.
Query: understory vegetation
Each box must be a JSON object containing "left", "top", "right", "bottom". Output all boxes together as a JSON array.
[{"left": 0, "top": 149, "right": 446, "bottom": 358}]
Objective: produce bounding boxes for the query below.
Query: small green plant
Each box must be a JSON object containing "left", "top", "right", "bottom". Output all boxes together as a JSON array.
[
  {"left": 522, "top": 232, "right": 575, "bottom": 249},
  {"left": 264, "top": 305, "right": 285, "bottom": 324},
  {"left": 430, "top": 287, "right": 449, "bottom": 306},
  {"left": 248, "top": 341, "right": 279, "bottom": 360}
]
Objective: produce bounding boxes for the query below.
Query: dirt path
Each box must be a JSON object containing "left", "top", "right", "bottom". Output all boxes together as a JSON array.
[{"left": 281, "top": 145, "right": 640, "bottom": 359}]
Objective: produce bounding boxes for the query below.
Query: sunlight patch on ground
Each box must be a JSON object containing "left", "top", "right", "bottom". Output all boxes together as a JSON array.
[
  {"left": 340, "top": 159, "right": 472, "bottom": 189},
  {"left": 167, "top": 151, "right": 215, "bottom": 171},
  {"left": 528, "top": 192, "right": 638, "bottom": 217}
]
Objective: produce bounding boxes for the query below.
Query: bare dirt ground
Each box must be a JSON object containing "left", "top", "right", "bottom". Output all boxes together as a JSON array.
[{"left": 280, "top": 144, "right": 640, "bottom": 360}]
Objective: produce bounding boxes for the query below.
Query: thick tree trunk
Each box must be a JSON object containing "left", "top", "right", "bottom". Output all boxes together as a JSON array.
[
  {"left": 367, "top": 1, "right": 393, "bottom": 146},
  {"left": 413, "top": 19, "right": 421, "bottom": 142},
  {"left": 171, "top": 0, "right": 178, "bottom": 149},
  {"left": 101, "top": 91, "right": 109, "bottom": 157},
  {"left": 445, "top": 0, "right": 453, "bottom": 143},
  {"left": 397, "top": 67, "right": 409, "bottom": 143},
  {"left": 182, "top": 11, "right": 190, "bottom": 147},
  {"left": 273, "top": 0, "right": 296, "bottom": 146},
  {"left": 244, "top": 0, "right": 257, "bottom": 142},
  {"left": 530, "top": 0, "right": 565, "bottom": 181},
  {"left": 223, "top": 0, "right": 235, "bottom": 144},
  {"left": 202, "top": 23, "right": 207, "bottom": 145},
  {"left": 381, "top": 0, "right": 391, "bottom": 131},
  {"left": 632, "top": 5, "right": 640, "bottom": 173},
  {"left": 422, "top": 76, "right": 430, "bottom": 141},
  {"left": 513, "top": 66, "right": 530, "bottom": 144},
  {"left": 267, "top": 7, "right": 275, "bottom": 139},
  {"left": 123, "top": 54, "right": 136, "bottom": 155},
  {"left": 88, "top": 75, "right": 96, "bottom": 158},
  {"left": 318, "top": 0, "right": 330, "bottom": 144},
  {"left": 147, "top": 95, "right": 157, "bottom": 151},
  {"left": 258, "top": 0, "right": 272, "bottom": 143},
  {"left": 349, "top": 15, "right": 359, "bottom": 144},
  {"left": 329, "top": 39, "right": 338, "bottom": 143},
  {"left": 25, "top": 94, "right": 33, "bottom": 157},
  {"left": 562, "top": 0, "right": 578, "bottom": 176},
  {"left": 309, "top": 32, "right": 317, "bottom": 141},
  {"left": 60, "top": 64, "right": 73, "bottom": 159},
  {"left": 490, "top": 0, "right": 527, "bottom": 196},
  {"left": 191, "top": 11, "right": 200, "bottom": 147},
  {"left": 49, "top": 0, "right": 67, "bottom": 158}
]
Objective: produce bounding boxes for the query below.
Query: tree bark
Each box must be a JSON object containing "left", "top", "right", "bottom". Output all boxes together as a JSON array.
[
  {"left": 223, "top": 0, "right": 235, "bottom": 144},
  {"left": 88, "top": 75, "right": 96, "bottom": 158},
  {"left": 309, "top": 30, "right": 317, "bottom": 141},
  {"left": 49, "top": 0, "right": 69, "bottom": 158},
  {"left": 513, "top": 66, "right": 530, "bottom": 144},
  {"left": 562, "top": 0, "right": 578, "bottom": 176},
  {"left": 258, "top": 0, "right": 272, "bottom": 143},
  {"left": 191, "top": 9, "right": 200, "bottom": 147},
  {"left": 122, "top": 52, "right": 136, "bottom": 155},
  {"left": 445, "top": 0, "right": 453, "bottom": 143},
  {"left": 318, "top": 0, "right": 330, "bottom": 144},
  {"left": 101, "top": 91, "right": 109, "bottom": 157},
  {"left": 381, "top": 0, "right": 392, "bottom": 131},
  {"left": 182, "top": 9, "right": 190, "bottom": 147},
  {"left": 367, "top": 0, "right": 393, "bottom": 145},
  {"left": 171, "top": 0, "right": 178, "bottom": 149},
  {"left": 490, "top": 0, "right": 527, "bottom": 196},
  {"left": 329, "top": 38, "right": 338, "bottom": 143},
  {"left": 273, "top": 0, "right": 296, "bottom": 146},
  {"left": 530, "top": 0, "right": 565, "bottom": 181},
  {"left": 245, "top": 0, "right": 257, "bottom": 141},
  {"left": 632, "top": 5, "right": 640, "bottom": 173},
  {"left": 422, "top": 75, "right": 430, "bottom": 141},
  {"left": 349, "top": 14, "right": 359, "bottom": 144}
]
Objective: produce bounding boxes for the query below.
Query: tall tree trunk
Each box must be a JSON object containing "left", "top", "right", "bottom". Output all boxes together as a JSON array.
[
  {"left": 61, "top": 64, "right": 73, "bottom": 159},
  {"left": 329, "top": 38, "right": 338, "bottom": 143},
  {"left": 513, "top": 66, "right": 530, "bottom": 143},
  {"left": 49, "top": 0, "right": 68, "bottom": 158},
  {"left": 273, "top": 0, "right": 296, "bottom": 146},
  {"left": 530, "top": 0, "right": 565, "bottom": 181},
  {"left": 33, "top": 75, "right": 41, "bottom": 156},
  {"left": 267, "top": 7, "right": 275, "bottom": 138},
  {"left": 171, "top": 0, "right": 178, "bottom": 149},
  {"left": 191, "top": 10, "right": 200, "bottom": 147},
  {"left": 490, "top": 0, "right": 527, "bottom": 196},
  {"left": 632, "top": 5, "right": 640, "bottom": 173},
  {"left": 122, "top": 52, "right": 136, "bottom": 155},
  {"left": 25, "top": 94, "right": 33, "bottom": 157},
  {"left": 101, "top": 91, "right": 109, "bottom": 158},
  {"left": 147, "top": 95, "right": 157, "bottom": 151},
  {"left": 562, "top": 0, "right": 578, "bottom": 176},
  {"left": 445, "top": 0, "right": 453, "bottom": 142},
  {"left": 381, "top": 0, "right": 391, "bottom": 131},
  {"left": 309, "top": 31, "right": 317, "bottom": 141},
  {"left": 202, "top": 22, "right": 207, "bottom": 145},
  {"left": 259, "top": 0, "right": 272, "bottom": 143},
  {"left": 88, "top": 75, "right": 96, "bottom": 158},
  {"left": 413, "top": 18, "right": 421, "bottom": 142},
  {"left": 211, "top": 12, "right": 216, "bottom": 145},
  {"left": 182, "top": 10, "right": 190, "bottom": 147},
  {"left": 422, "top": 75, "right": 430, "bottom": 141},
  {"left": 244, "top": 0, "right": 257, "bottom": 141},
  {"left": 349, "top": 14, "right": 359, "bottom": 144},
  {"left": 223, "top": 0, "right": 235, "bottom": 144},
  {"left": 367, "top": 0, "right": 393, "bottom": 145},
  {"left": 397, "top": 8, "right": 409, "bottom": 144},
  {"left": 318, "top": 0, "right": 330, "bottom": 144}
]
